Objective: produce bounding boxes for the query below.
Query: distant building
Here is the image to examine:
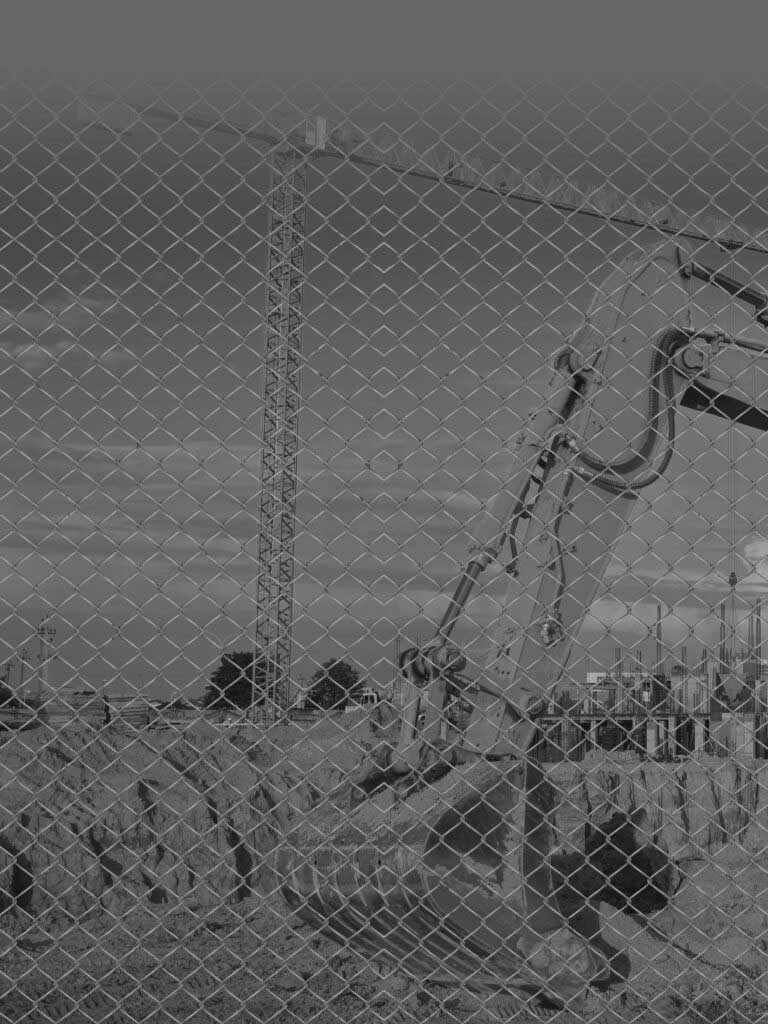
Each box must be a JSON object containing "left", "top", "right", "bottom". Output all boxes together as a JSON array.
[
  {"left": 711, "top": 672, "right": 755, "bottom": 717},
  {"left": 56, "top": 690, "right": 106, "bottom": 725},
  {"left": 106, "top": 696, "right": 157, "bottom": 729},
  {"left": 157, "top": 698, "right": 202, "bottom": 727},
  {"left": 582, "top": 671, "right": 646, "bottom": 714},
  {"left": 287, "top": 686, "right": 381, "bottom": 720},
  {"left": 343, "top": 687, "right": 380, "bottom": 711}
]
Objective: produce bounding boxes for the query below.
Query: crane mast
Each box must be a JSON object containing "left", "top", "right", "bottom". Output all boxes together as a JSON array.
[{"left": 255, "top": 149, "right": 307, "bottom": 723}]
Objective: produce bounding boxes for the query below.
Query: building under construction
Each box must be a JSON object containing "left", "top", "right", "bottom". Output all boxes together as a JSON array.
[{"left": 534, "top": 599, "right": 768, "bottom": 761}]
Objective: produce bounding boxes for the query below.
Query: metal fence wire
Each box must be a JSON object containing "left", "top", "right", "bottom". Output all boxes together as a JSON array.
[{"left": 6, "top": 73, "right": 768, "bottom": 1024}]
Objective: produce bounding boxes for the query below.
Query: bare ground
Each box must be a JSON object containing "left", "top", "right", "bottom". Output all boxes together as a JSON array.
[
  {"left": 2, "top": 857, "right": 768, "bottom": 1024},
  {"left": 1, "top": 718, "right": 768, "bottom": 1023}
]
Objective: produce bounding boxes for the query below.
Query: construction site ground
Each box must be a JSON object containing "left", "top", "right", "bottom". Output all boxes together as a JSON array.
[{"left": 0, "top": 714, "right": 765, "bottom": 1023}]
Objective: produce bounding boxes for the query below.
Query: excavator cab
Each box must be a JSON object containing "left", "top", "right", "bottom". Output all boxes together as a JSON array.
[{"left": 271, "top": 240, "right": 768, "bottom": 1015}]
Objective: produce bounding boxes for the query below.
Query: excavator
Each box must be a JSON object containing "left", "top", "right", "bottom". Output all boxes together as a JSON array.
[{"left": 269, "top": 240, "right": 768, "bottom": 1016}]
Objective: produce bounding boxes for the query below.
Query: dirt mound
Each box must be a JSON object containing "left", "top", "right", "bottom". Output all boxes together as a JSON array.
[
  {"left": 545, "top": 753, "right": 768, "bottom": 861},
  {"left": 3, "top": 717, "right": 761, "bottom": 930},
  {"left": 0, "top": 720, "right": 320, "bottom": 927}
]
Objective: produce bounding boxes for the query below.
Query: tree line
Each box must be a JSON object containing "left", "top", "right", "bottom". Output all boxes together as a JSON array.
[
  {"left": 0, "top": 649, "right": 366, "bottom": 715},
  {"left": 202, "top": 649, "right": 364, "bottom": 712}
]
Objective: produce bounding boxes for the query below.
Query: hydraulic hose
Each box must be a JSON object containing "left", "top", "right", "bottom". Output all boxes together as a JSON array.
[{"left": 573, "top": 327, "right": 687, "bottom": 494}]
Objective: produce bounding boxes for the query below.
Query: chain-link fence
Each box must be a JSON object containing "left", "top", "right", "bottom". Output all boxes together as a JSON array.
[{"left": 4, "top": 74, "right": 768, "bottom": 1023}]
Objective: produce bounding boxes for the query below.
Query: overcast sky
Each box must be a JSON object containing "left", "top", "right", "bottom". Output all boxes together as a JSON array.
[{"left": 3, "top": 75, "right": 768, "bottom": 699}]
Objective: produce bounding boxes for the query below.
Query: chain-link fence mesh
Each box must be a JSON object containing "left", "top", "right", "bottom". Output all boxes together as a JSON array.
[{"left": 4, "top": 73, "right": 768, "bottom": 1023}]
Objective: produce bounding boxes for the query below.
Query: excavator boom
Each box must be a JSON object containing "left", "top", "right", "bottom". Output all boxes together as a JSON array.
[{"left": 271, "top": 240, "right": 768, "bottom": 1015}]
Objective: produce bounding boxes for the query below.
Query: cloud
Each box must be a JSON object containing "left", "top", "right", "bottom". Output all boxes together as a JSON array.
[
  {"left": 744, "top": 538, "right": 768, "bottom": 562},
  {"left": 0, "top": 332, "right": 136, "bottom": 374},
  {"left": 735, "top": 535, "right": 768, "bottom": 592},
  {"left": 0, "top": 340, "right": 71, "bottom": 369},
  {"left": 0, "top": 294, "right": 111, "bottom": 337},
  {"left": 0, "top": 288, "right": 137, "bottom": 371}
]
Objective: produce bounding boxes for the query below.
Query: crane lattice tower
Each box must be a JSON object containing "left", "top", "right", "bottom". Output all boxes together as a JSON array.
[{"left": 254, "top": 148, "right": 307, "bottom": 722}]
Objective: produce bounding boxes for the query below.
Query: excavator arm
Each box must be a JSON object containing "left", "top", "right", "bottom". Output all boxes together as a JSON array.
[
  {"left": 393, "top": 242, "right": 768, "bottom": 776},
  {"left": 274, "top": 240, "right": 768, "bottom": 1016}
]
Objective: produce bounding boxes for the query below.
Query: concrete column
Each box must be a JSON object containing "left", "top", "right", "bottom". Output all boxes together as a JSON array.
[
  {"left": 656, "top": 718, "right": 666, "bottom": 758},
  {"left": 739, "top": 718, "right": 755, "bottom": 759},
  {"left": 668, "top": 718, "right": 676, "bottom": 757},
  {"left": 646, "top": 719, "right": 658, "bottom": 757},
  {"left": 561, "top": 720, "right": 577, "bottom": 757},
  {"left": 694, "top": 717, "right": 705, "bottom": 752},
  {"left": 589, "top": 720, "right": 599, "bottom": 751}
]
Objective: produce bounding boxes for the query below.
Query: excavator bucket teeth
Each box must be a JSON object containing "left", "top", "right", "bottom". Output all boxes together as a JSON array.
[{"left": 275, "top": 757, "right": 618, "bottom": 1008}]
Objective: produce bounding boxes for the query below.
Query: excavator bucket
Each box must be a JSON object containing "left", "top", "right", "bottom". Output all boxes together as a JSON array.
[{"left": 275, "top": 755, "right": 622, "bottom": 1011}]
